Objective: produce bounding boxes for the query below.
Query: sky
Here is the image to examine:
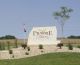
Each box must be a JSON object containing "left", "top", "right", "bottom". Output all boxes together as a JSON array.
[{"left": 0, "top": 0, "right": 80, "bottom": 39}]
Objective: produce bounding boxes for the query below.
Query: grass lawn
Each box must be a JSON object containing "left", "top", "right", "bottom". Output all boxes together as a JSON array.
[{"left": 0, "top": 52, "right": 80, "bottom": 65}]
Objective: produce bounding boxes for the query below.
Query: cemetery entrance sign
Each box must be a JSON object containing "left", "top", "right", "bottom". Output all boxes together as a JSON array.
[{"left": 28, "top": 26, "right": 60, "bottom": 45}]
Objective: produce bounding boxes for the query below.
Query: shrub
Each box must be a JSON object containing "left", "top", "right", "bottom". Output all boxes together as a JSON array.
[
  {"left": 12, "top": 55, "right": 14, "bottom": 58},
  {"left": 77, "top": 45, "right": 80, "bottom": 48},
  {"left": 21, "top": 44, "right": 27, "bottom": 49},
  {"left": 68, "top": 44, "right": 73, "bottom": 50},
  {"left": 39, "top": 44, "right": 43, "bottom": 49},
  {"left": 41, "top": 50, "right": 44, "bottom": 53},
  {"left": 57, "top": 43, "right": 63, "bottom": 49},
  {"left": 27, "top": 47, "right": 30, "bottom": 51},
  {"left": 9, "top": 50, "right": 13, "bottom": 54},
  {"left": 25, "top": 52, "right": 29, "bottom": 55}
]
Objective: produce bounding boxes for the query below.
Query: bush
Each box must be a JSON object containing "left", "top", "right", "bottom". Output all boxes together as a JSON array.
[
  {"left": 41, "top": 50, "right": 44, "bottom": 53},
  {"left": 39, "top": 44, "right": 43, "bottom": 49},
  {"left": 77, "top": 45, "right": 80, "bottom": 48},
  {"left": 25, "top": 52, "right": 29, "bottom": 55},
  {"left": 9, "top": 50, "right": 13, "bottom": 54},
  {"left": 57, "top": 43, "right": 63, "bottom": 49},
  {"left": 68, "top": 44, "right": 73, "bottom": 50},
  {"left": 12, "top": 55, "right": 14, "bottom": 58},
  {"left": 21, "top": 44, "right": 27, "bottom": 49},
  {"left": 27, "top": 47, "right": 30, "bottom": 51}
]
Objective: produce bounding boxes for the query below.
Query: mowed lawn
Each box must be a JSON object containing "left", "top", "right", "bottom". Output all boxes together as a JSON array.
[{"left": 0, "top": 52, "right": 80, "bottom": 65}]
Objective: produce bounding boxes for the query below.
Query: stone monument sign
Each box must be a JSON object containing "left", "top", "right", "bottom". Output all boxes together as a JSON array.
[{"left": 27, "top": 26, "right": 60, "bottom": 45}]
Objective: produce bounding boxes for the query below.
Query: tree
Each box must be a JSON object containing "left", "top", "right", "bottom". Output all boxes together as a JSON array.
[
  {"left": 53, "top": 6, "right": 73, "bottom": 38},
  {"left": 0, "top": 35, "right": 16, "bottom": 39},
  {"left": 67, "top": 35, "right": 80, "bottom": 39}
]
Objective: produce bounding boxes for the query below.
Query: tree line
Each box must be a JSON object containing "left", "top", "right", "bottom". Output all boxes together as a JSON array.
[
  {"left": 67, "top": 35, "right": 80, "bottom": 39},
  {"left": 0, "top": 35, "right": 16, "bottom": 39}
]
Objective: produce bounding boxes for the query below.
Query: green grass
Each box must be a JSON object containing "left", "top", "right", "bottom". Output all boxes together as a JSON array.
[{"left": 0, "top": 52, "right": 80, "bottom": 65}]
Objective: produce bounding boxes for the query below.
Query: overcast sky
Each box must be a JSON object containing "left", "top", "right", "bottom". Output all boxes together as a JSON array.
[{"left": 0, "top": 0, "right": 80, "bottom": 38}]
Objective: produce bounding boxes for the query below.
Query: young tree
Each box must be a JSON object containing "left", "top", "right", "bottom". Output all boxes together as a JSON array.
[{"left": 53, "top": 6, "right": 73, "bottom": 38}]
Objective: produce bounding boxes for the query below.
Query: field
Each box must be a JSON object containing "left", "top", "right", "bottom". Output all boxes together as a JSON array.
[
  {"left": 0, "top": 39, "right": 24, "bottom": 50},
  {"left": 0, "top": 52, "right": 80, "bottom": 65},
  {"left": 61, "top": 39, "right": 80, "bottom": 47},
  {"left": 0, "top": 39, "right": 80, "bottom": 50}
]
